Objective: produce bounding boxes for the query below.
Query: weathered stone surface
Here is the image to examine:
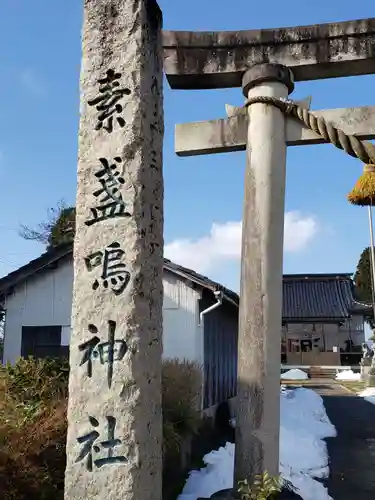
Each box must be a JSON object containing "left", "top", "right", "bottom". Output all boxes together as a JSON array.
[
  {"left": 242, "top": 63, "right": 295, "bottom": 96},
  {"left": 163, "top": 18, "right": 375, "bottom": 89},
  {"left": 361, "top": 364, "right": 370, "bottom": 382},
  {"left": 64, "top": 1, "right": 164, "bottom": 500},
  {"left": 175, "top": 105, "right": 375, "bottom": 157},
  {"left": 235, "top": 65, "right": 290, "bottom": 482},
  {"left": 361, "top": 358, "right": 372, "bottom": 367}
]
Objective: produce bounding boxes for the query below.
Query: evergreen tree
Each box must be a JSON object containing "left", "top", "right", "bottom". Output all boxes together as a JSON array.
[
  {"left": 0, "top": 309, "right": 4, "bottom": 362},
  {"left": 354, "top": 247, "right": 373, "bottom": 303},
  {"left": 354, "top": 247, "right": 375, "bottom": 330}
]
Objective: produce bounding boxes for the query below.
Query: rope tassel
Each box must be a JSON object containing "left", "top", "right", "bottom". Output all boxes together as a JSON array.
[{"left": 347, "top": 164, "right": 375, "bottom": 207}]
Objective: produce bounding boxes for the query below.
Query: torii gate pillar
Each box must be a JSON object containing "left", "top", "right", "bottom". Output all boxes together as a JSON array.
[
  {"left": 163, "top": 17, "right": 375, "bottom": 488},
  {"left": 237, "top": 63, "right": 294, "bottom": 480}
]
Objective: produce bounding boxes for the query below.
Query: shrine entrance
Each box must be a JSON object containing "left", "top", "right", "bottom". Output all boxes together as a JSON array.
[{"left": 285, "top": 336, "right": 340, "bottom": 366}]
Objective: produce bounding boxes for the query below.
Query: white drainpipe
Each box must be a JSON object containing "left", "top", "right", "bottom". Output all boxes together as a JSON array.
[{"left": 199, "top": 290, "right": 224, "bottom": 326}]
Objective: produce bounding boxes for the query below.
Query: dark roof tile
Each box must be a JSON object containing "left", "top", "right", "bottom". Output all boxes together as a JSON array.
[{"left": 282, "top": 275, "right": 371, "bottom": 321}]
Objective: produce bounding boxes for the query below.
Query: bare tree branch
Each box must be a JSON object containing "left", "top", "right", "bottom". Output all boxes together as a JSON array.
[{"left": 19, "top": 200, "right": 75, "bottom": 248}]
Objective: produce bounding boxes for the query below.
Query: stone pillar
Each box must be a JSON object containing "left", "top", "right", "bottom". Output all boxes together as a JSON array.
[
  {"left": 64, "top": 2, "right": 164, "bottom": 500},
  {"left": 235, "top": 63, "right": 294, "bottom": 482},
  {"left": 361, "top": 359, "right": 371, "bottom": 381}
]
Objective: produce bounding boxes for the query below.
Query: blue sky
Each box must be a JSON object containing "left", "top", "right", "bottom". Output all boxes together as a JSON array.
[{"left": 0, "top": 0, "right": 374, "bottom": 292}]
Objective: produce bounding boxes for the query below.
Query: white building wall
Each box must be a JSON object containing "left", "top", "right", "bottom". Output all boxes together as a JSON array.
[
  {"left": 349, "top": 315, "right": 367, "bottom": 346},
  {"left": 3, "top": 258, "right": 74, "bottom": 365},
  {"left": 162, "top": 270, "right": 203, "bottom": 364},
  {"left": 3, "top": 259, "right": 202, "bottom": 366}
]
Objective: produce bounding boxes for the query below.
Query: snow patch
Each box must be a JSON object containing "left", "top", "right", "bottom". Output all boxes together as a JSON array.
[
  {"left": 281, "top": 369, "right": 308, "bottom": 380},
  {"left": 178, "top": 443, "right": 234, "bottom": 500},
  {"left": 178, "top": 388, "right": 335, "bottom": 500},
  {"left": 359, "top": 387, "right": 375, "bottom": 405},
  {"left": 335, "top": 369, "right": 361, "bottom": 381}
]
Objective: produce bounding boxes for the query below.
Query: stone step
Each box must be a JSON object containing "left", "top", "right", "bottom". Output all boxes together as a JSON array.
[{"left": 308, "top": 368, "right": 338, "bottom": 379}]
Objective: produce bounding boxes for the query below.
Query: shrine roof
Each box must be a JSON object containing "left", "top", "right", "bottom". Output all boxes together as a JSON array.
[{"left": 282, "top": 274, "right": 371, "bottom": 322}]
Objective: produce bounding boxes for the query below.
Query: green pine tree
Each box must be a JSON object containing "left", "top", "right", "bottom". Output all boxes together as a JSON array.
[
  {"left": 354, "top": 247, "right": 375, "bottom": 330},
  {"left": 354, "top": 247, "right": 372, "bottom": 303}
]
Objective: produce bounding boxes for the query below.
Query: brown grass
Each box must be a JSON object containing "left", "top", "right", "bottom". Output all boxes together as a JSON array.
[
  {"left": 162, "top": 358, "right": 202, "bottom": 453},
  {"left": 0, "top": 358, "right": 69, "bottom": 500},
  {"left": 338, "top": 380, "right": 367, "bottom": 394}
]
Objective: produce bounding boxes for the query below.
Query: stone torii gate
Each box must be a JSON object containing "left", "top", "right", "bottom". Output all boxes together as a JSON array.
[{"left": 163, "top": 17, "right": 375, "bottom": 486}]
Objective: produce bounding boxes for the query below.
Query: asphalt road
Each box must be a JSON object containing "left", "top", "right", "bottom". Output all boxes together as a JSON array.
[{"left": 315, "top": 381, "right": 375, "bottom": 499}]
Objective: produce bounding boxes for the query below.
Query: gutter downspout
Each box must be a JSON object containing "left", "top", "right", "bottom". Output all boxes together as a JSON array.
[
  {"left": 199, "top": 290, "right": 224, "bottom": 326},
  {"left": 198, "top": 290, "right": 224, "bottom": 413}
]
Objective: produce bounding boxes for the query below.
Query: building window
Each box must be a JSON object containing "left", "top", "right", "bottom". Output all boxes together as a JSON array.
[{"left": 21, "top": 326, "right": 67, "bottom": 360}]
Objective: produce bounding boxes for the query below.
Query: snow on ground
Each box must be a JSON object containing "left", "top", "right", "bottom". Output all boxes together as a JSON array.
[
  {"left": 335, "top": 369, "right": 361, "bottom": 381},
  {"left": 359, "top": 387, "right": 375, "bottom": 405},
  {"left": 178, "top": 388, "right": 336, "bottom": 500},
  {"left": 281, "top": 368, "right": 308, "bottom": 381}
]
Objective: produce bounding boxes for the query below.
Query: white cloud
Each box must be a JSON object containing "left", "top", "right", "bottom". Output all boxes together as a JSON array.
[
  {"left": 165, "top": 211, "right": 318, "bottom": 274},
  {"left": 19, "top": 69, "right": 45, "bottom": 96},
  {"left": 284, "top": 211, "right": 318, "bottom": 252}
]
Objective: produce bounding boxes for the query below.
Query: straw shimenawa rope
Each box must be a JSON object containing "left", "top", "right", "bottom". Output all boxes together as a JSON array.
[
  {"left": 244, "top": 96, "right": 375, "bottom": 165},
  {"left": 244, "top": 96, "right": 375, "bottom": 206}
]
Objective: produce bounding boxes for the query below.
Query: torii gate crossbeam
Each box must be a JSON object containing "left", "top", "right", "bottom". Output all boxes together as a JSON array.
[{"left": 163, "top": 17, "right": 375, "bottom": 89}]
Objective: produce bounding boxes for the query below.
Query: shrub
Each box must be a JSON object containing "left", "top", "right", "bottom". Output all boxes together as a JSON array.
[
  {"left": 238, "top": 473, "right": 283, "bottom": 500},
  {"left": 0, "top": 357, "right": 68, "bottom": 500},
  {"left": 3, "top": 356, "right": 69, "bottom": 404},
  {"left": 0, "top": 400, "right": 67, "bottom": 500},
  {"left": 0, "top": 356, "right": 202, "bottom": 500},
  {"left": 162, "top": 358, "right": 202, "bottom": 455}
]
